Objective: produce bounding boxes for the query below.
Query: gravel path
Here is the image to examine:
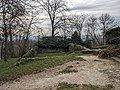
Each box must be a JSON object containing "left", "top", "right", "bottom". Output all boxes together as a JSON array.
[{"left": 0, "top": 55, "right": 120, "bottom": 90}]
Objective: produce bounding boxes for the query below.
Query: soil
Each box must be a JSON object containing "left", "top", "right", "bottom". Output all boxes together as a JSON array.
[{"left": 0, "top": 55, "right": 120, "bottom": 90}]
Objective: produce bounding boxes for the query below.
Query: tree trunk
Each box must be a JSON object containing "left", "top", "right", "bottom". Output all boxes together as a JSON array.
[
  {"left": 3, "top": 4, "right": 8, "bottom": 61},
  {"left": 93, "top": 32, "right": 101, "bottom": 45},
  {"left": 1, "top": 41, "right": 4, "bottom": 60},
  {"left": 9, "top": 30, "right": 14, "bottom": 57},
  {"left": 51, "top": 23, "right": 55, "bottom": 38},
  {"left": 103, "top": 24, "right": 106, "bottom": 45},
  {"left": 3, "top": 34, "right": 8, "bottom": 61}
]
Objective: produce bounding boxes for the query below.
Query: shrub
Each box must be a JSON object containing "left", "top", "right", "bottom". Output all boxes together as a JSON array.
[
  {"left": 82, "top": 40, "right": 92, "bottom": 48},
  {"left": 36, "top": 37, "right": 72, "bottom": 51}
]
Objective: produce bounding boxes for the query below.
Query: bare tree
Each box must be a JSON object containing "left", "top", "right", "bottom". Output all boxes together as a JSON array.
[
  {"left": 0, "top": 0, "right": 25, "bottom": 61},
  {"left": 0, "top": 0, "right": 38, "bottom": 61},
  {"left": 55, "top": 15, "right": 71, "bottom": 39},
  {"left": 38, "top": 0, "right": 66, "bottom": 37},
  {"left": 99, "top": 13, "right": 115, "bottom": 45},
  {"left": 69, "top": 14, "right": 86, "bottom": 41},
  {"left": 85, "top": 15, "right": 100, "bottom": 45}
]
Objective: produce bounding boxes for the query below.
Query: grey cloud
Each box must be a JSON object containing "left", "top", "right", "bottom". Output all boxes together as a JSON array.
[
  {"left": 67, "top": 0, "right": 120, "bottom": 26},
  {"left": 68, "top": 0, "right": 120, "bottom": 12},
  {"left": 69, "top": 4, "right": 102, "bottom": 11}
]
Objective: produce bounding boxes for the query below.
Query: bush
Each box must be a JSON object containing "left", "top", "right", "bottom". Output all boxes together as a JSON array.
[
  {"left": 82, "top": 40, "right": 92, "bottom": 48},
  {"left": 36, "top": 36, "right": 90, "bottom": 53},
  {"left": 36, "top": 37, "right": 72, "bottom": 51}
]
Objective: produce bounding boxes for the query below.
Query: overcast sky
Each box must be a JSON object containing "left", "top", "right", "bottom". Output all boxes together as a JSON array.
[
  {"left": 35, "top": 0, "right": 120, "bottom": 36},
  {"left": 42, "top": 0, "right": 120, "bottom": 26},
  {"left": 66, "top": 0, "right": 120, "bottom": 16}
]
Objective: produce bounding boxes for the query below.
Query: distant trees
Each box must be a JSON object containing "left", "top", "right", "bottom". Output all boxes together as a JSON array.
[
  {"left": 0, "top": 0, "right": 118, "bottom": 61},
  {"left": 0, "top": 0, "right": 26, "bottom": 61},
  {"left": 0, "top": 0, "right": 37, "bottom": 61},
  {"left": 36, "top": 1, "right": 118, "bottom": 47},
  {"left": 66, "top": 13, "right": 117, "bottom": 46},
  {"left": 39, "top": 0, "right": 67, "bottom": 37}
]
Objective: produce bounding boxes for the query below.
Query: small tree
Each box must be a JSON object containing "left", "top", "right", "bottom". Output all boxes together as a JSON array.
[{"left": 71, "top": 31, "right": 81, "bottom": 44}]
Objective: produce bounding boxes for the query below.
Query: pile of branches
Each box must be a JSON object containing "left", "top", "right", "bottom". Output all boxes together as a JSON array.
[{"left": 98, "top": 44, "right": 120, "bottom": 58}]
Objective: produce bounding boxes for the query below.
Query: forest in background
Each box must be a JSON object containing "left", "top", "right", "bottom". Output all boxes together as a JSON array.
[{"left": 0, "top": 0, "right": 120, "bottom": 61}]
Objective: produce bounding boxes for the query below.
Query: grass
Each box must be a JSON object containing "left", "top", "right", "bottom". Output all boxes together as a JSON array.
[
  {"left": 56, "top": 82, "right": 114, "bottom": 90},
  {"left": 81, "top": 84, "right": 114, "bottom": 90},
  {"left": 57, "top": 82, "right": 80, "bottom": 90},
  {"left": 59, "top": 65, "right": 78, "bottom": 73},
  {"left": 0, "top": 52, "right": 83, "bottom": 83}
]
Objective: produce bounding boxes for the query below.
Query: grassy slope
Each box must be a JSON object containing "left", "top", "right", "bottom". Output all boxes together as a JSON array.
[
  {"left": 56, "top": 82, "right": 114, "bottom": 90},
  {"left": 0, "top": 52, "right": 83, "bottom": 83}
]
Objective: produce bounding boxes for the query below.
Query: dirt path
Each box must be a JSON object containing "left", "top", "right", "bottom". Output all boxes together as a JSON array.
[{"left": 0, "top": 55, "right": 120, "bottom": 90}]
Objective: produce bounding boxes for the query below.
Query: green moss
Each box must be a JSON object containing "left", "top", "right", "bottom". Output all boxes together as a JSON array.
[
  {"left": 82, "top": 84, "right": 114, "bottom": 90},
  {"left": 59, "top": 65, "right": 78, "bottom": 73},
  {"left": 57, "top": 82, "right": 80, "bottom": 90},
  {"left": 56, "top": 82, "right": 114, "bottom": 90}
]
